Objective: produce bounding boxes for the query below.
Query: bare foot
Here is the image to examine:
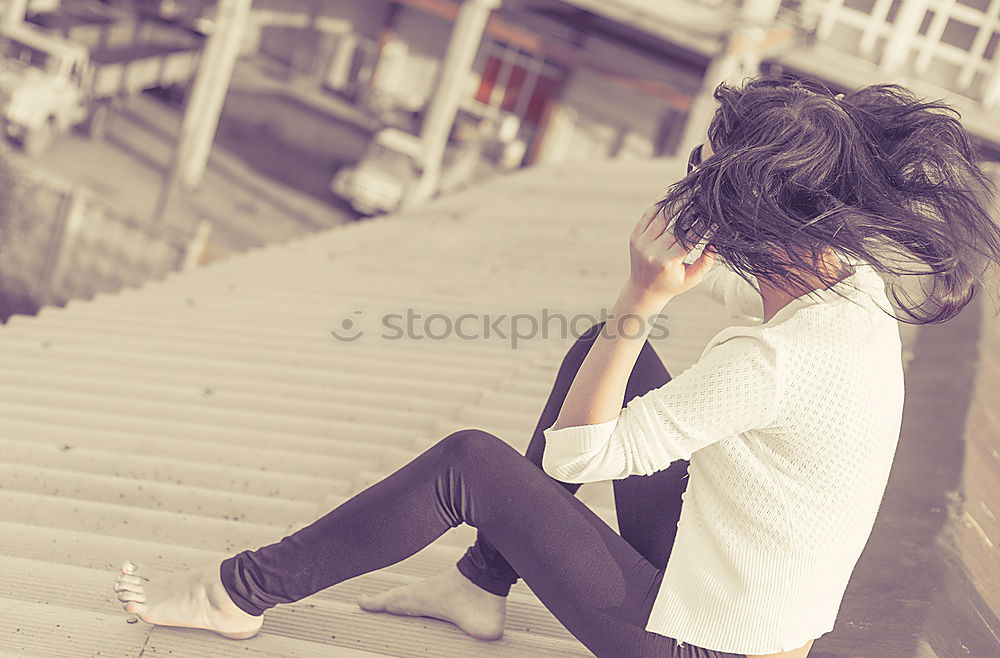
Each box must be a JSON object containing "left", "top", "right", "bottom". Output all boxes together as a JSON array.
[
  {"left": 112, "top": 560, "right": 264, "bottom": 640},
  {"left": 358, "top": 565, "right": 507, "bottom": 641}
]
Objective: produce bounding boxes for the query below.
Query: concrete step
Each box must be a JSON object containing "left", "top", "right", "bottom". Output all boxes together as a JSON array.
[
  {"left": 474, "top": 389, "right": 549, "bottom": 416},
  {"left": 0, "top": 436, "right": 352, "bottom": 503},
  {"left": 0, "top": 366, "right": 461, "bottom": 427},
  {"left": 453, "top": 407, "right": 540, "bottom": 435},
  {"left": 0, "top": 488, "right": 291, "bottom": 553},
  {"left": 0, "top": 413, "right": 413, "bottom": 475},
  {"left": 0, "top": 595, "right": 390, "bottom": 658},
  {"left": 0, "top": 553, "right": 586, "bottom": 656},
  {"left": 0, "top": 520, "right": 528, "bottom": 599},
  {"left": 0, "top": 384, "right": 442, "bottom": 440},
  {"left": 0, "top": 461, "right": 319, "bottom": 528},
  {"left": 152, "top": 265, "right": 623, "bottom": 299},
  {"left": 0, "top": 595, "right": 147, "bottom": 657},
  {"left": 54, "top": 274, "right": 613, "bottom": 321},
  {"left": 0, "top": 333, "right": 530, "bottom": 388},
  {"left": 0, "top": 481, "right": 613, "bottom": 586},
  {"left": 12, "top": 303, "right": 555, "bottom": 362},
  {"left": 0, "top": 341, "right": 486, "bottom": 401},
  {"left": 0, "top": 522, "right": 589, "bottom": 655}
]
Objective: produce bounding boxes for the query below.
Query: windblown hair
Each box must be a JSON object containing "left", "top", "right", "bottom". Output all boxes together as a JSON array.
[{"left": 662, "top": 73, "right": 1000, "bottom": 324}]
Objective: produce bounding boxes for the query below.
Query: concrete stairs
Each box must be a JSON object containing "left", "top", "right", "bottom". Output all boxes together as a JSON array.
[{"left": 0, "top": 158, "right": 919, "bottom": 656}]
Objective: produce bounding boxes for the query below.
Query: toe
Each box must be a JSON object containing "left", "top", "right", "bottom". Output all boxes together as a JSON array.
[
  {"left": 116, "top": 581, "right": 144, "bottom": 595},
  {"left": 357, "top": 593, "right": 384, "bottom": 611},
  {"left": 381, "top": 591, "right": 419, "bottom": 616},
  {"left": 123, "top": 601, "right": 146, "bottom": 616},
  {"left": 122, "top": 561, "right": 137, "bottom": 575},
  {"left": 117, "top": 589, "right": 146, "bottom": 603}
]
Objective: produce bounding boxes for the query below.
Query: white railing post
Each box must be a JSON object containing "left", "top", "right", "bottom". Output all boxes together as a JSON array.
[
  {"left": 880, "top": 0, "right": 929, "bottom": 75},
  {"left": 1, "top": 0, "right": 27, "bottom": 27},
  {"left": 180, "top": 219, "right": 212, "bottom": 272},
  {"left": 40, "top": 185, "right": 87, "bottom": 305}
]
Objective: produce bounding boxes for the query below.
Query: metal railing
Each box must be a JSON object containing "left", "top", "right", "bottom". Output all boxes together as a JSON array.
[{"left": 779, "top": 0, "right": 1000, "bottom": 106}]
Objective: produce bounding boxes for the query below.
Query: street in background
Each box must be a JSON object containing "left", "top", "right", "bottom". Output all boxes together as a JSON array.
[{"left": 0, "top": 0, "right": 204, "bottom": 155}]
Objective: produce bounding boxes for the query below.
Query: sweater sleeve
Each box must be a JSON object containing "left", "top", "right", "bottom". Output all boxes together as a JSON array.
[
  {"left": 698, "top": 261, "right": 764, "bottom": 321},
  {"left": 541, "top": 334, "right": 780, "bottom": 483}
]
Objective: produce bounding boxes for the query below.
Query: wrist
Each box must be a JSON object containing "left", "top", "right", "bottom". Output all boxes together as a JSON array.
[
  {"left": 607, "top": 285, "right": 671, "bottom": 339},
  {"left": 616, "top": 282, "right": 673, "bottom": 314}
]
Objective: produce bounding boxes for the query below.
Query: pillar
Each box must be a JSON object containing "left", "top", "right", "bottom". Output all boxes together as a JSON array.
[
  {"left": 677, "top": 0, "right": 782, "bottom": 157},
  {"left": 153, "top": 0, "right": 252, "bottom": 222},
  {"left": 181, "top": 0, "right": 252, "bottom": 189},
  {"left": 880, "top": 0, "right": 929, "bottom": 76},
  {"left": 1, "top": 0, "right": 27, "bottom": 27},
  {"left": 405, "top": 0, "right": 500, "bottom": 207}
]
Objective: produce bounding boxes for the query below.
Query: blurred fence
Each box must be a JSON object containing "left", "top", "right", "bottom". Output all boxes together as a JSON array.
[
  {"left": 781, "top": 0, "right": 1000, "bottom": 108},
  {"left": 0, "top": 163, "right": 210, "bottom": 322}
]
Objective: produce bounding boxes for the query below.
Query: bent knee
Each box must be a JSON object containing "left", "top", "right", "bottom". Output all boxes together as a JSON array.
[{"left": 438, "top": 429, "right": 507, "bottom": 462}]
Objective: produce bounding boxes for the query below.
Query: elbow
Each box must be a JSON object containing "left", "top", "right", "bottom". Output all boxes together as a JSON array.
[
  {"left": 541, "top": 453, "right": 590, "bottom": 484},
  {"left": 541, "top": 453, "right": 558, "bottom": 480},
  {"left": 541, "top": 455, "right": 574, "bottom": 483},
  {"left": 540, "top": 419, "right": 623, "bottom": 483},
  {"left": 547, "top": 470, "right": 591, "bottom": 485}
]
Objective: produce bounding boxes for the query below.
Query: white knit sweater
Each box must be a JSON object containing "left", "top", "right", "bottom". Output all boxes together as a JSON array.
[{"left": 541, "top": 258, "right": 906, "bottom": 654}]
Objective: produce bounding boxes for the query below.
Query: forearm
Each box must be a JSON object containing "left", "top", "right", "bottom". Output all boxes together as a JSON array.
[
  {"left": 542, "top": 200, "right": 716, "bottom": 482},
  {"left": 550, "top": 285, "right": 672, "bottom": 431}
]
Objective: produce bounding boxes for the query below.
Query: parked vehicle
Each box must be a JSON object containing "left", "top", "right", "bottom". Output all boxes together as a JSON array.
[
  {"left": 331, "top": 127, "right": 423, "bottom": 216},
  {"left": 0, "top": 10, "right": 203, "bottom": 155}
]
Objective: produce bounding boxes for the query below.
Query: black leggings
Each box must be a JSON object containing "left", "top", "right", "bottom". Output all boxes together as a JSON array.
[{"left": 219, "top": 323, "right": 747, "bottom": 658}]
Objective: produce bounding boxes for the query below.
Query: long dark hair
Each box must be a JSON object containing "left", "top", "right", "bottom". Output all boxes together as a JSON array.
[{"left": 662, "top": 73, "right": 1000, "bottom": 324}]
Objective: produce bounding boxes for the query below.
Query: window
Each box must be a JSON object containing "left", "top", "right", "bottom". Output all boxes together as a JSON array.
[{"left": 472, "top": 40, "right": 564, "bottom": 126}]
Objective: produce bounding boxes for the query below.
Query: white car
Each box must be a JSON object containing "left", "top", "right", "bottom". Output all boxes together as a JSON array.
[{"left": 332, "top": 128, "right": 423, "bottom": 216}]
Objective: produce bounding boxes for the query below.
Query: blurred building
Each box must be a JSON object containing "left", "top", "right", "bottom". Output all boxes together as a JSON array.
[
  {"left": 766, "top": 0, "right": 1000, "bottom": 156},
  {"left": 242, "top": 0, "right": 1000, "bottom": 165},
  {"left": 249, "top": 0, "right": 713, "bottom": 168}
]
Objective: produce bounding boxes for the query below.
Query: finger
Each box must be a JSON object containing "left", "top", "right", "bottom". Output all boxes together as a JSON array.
[
  {"left": 637, "top": 208, "right": 673, "bottom": 249},
  {"left": 641, "top": 216, "right": 669, "bottom": 248},
  {"left": 684, "top": 246, "right": 718, "bottom": 283},
  {"left": 648, "top": 221, "right": 684, "bottom": 256},
  {"left": 630, "top": 203, "right": 662, "bottom": 243}
]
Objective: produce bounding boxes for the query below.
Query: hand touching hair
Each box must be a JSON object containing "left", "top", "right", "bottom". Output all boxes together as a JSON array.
[{"left": 661, "top": 73, "right": 1000, "bottom": 324}]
